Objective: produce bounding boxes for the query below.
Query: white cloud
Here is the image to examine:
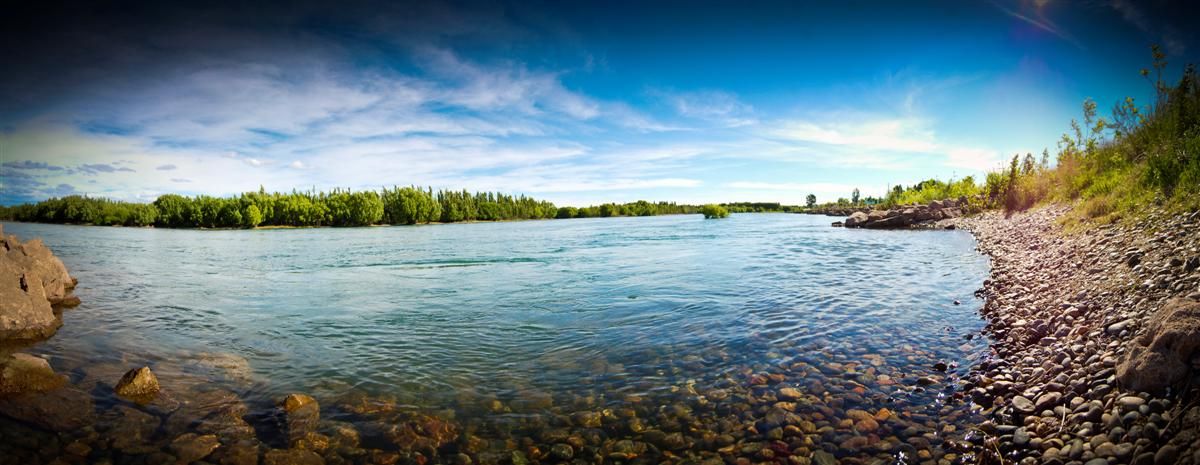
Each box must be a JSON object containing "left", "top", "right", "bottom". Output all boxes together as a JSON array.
[
  {"left": 944, "top": 146, "right": 1004, "bottom": 172},
  {"left": 288, "top": 160, "right": 307, "bottom": 169},
  {"left": 725, "top": 181, "right": 860, "bottom": 192},
  {"left": 766, "top": 117, "right": 938, "bottom": 153},
  {"left": 418, "top": 48, "right": 601, "bottom": 120}
]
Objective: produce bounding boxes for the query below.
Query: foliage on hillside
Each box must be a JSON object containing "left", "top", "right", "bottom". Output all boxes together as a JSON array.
[
  {"left": 1000, "top": 46, "right": 1200, "bottom": 225},
  {"left": 807, "top": 46, "right": 1198, "bottom": 226}
]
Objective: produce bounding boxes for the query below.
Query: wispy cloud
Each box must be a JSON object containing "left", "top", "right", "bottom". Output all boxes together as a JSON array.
[
  {"left": 764, "top": 117, "right": 937, "bottom": 153},
  {"left": 654, "top": 89, "right": 757, "bottom": 127},
  {"left": 990, "top": 0, "right": 1085, "bottom": 49},
  {"left": 1110, "top": 0, "right": 1186, "bottom": 56}
]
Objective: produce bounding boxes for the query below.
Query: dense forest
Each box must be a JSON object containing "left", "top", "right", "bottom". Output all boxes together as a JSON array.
[
  {"left": 0, "top": 187, "right": 557, "bottom": 228},
  {"left": 0, "top": 187, "right": 802, "bottom": 228}
]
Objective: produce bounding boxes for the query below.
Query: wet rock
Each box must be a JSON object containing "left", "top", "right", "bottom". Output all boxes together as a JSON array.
[
  {"left": 571, "top": 410, "right": 602, "bottom": 428},
  {"left": 191, "top": 352, "right": 254, "bottom": 383},
  {"left": 213, "top": 439, "right": 260, "bottom": 465},
  {"left": 778, "top": 387, "right": 803, "bottom": 400},
  {"left": 382, "top": 411, "right": 459, "bottom": 452},
  {"left": 0, "top": 353, "right": 66, "bottom": 394},
  {"left": 170, "top": 433, "right": 220, "bottom": 463},
  {"left": 280, "top": 393, "right": 320, "bottom": 446},
  {"left": 163, "top": 388, "right": 250, "bottom": 440},
  {"left": 811, "top": 450, "right": 836, "bottom": 465},
  {"left": 114, "top": 366, "right": 161, "bottom": 403},
  {"left": 108, "top": 405, "right": 163, "bottom": 453},
  {"left": 550, "top": 443, "right": 574, "bottom": 460},
  {"left": 0, "top": 385, "right": 94, "bottom": 431},
  {"left": 263, "top": 448, "right": 324, "bottom": 465},
  {"left": 1116, "top": 298, "right": 1200, "bottom": 392}
]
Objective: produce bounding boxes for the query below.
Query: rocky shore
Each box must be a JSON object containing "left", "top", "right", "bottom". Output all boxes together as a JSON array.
[
  {"left": 955, "top": 205, "right": 1200, "bottom": 465},
  {"left": 836, "top": 198, "right": 971, "bottom": 229}
]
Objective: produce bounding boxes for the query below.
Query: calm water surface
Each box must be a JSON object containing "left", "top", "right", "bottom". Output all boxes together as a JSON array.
[{"left": 3, "top": 214, "right": 991, "bottom": 461}]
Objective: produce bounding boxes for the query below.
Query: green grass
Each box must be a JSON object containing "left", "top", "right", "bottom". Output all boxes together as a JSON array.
[{"left": 993, "top": 51, "right": 1199, "bottom": 229}]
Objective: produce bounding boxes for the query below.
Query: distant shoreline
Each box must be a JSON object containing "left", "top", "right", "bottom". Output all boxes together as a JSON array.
[{"left": 0, "top": 211, "right": 807, "bottom": 231}]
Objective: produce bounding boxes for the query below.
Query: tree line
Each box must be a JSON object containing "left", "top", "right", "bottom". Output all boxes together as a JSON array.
[
  {"left": 0, "top": 188, "right": 803, "bottom": 228},
  {"left": 0, "top": 187, "right": 558, "bottom": 228}
]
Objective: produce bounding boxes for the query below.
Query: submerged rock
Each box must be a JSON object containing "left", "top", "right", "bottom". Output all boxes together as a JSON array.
[
  {"left": 1117, "top": 298, "right": 1200, "bottom": 393},
  {"left": 170, "top": 432, "right": 221, "bottom": 463},
  {"left": 263, "top": 448, "right": 324, "bottom": 465},
  {"left": 0, "top": 353, "right": 66, "bottom": 395},
  {"left": 281, "top": 393, "right": 320, "bottom": 447},
  {"left": 115, "top": 366, "right": 161, "bottom": 403},
  {"left": 0, "top": 385, "right": 95, "bottom": 431},
  {"left": 107, "top": 405, "right": 164, "bottom": 453}
]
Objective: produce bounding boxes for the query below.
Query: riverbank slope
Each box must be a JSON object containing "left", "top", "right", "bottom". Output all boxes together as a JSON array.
[{"left": 956, "top": 205, "right": 1200, "bottom": 465}]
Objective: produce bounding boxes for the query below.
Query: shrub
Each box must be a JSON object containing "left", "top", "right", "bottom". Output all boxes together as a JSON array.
[{"left": 700, "top": 204, "right": 729, "bottom": 219}]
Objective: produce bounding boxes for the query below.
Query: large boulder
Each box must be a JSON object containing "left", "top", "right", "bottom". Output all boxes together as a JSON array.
[
  {"left": 844, "top": 211, "right": 868, "bottom": 228},
  {"left": 0, "top": 259, "right": 60, "bottom": 341},
  {"left": 0, "top": 229, "right": 77, "bottom": 342},
  {"left": 3, "top": 236, "right": 74, "bottom": 304},
  {"left": 1117, "top": 298, "right": 1200, "bottom": 393}
]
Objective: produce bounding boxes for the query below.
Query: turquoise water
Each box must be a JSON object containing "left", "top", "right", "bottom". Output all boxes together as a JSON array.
[{"left": 2, "top": 214, "right": 990, "bottom": 461}]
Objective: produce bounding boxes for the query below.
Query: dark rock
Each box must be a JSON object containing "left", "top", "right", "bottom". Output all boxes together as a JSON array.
[
  {"left": 263, "top": 448, "right": 324, "bottom": 465},
  {"left": 1153, "top": 445, "right": 1179, "bottom": 465},
  {"left": 0, "top": 385, "right": 94, "bottom": 431},
  {"left": 170, "top": 433, "right": 220, "bottom": 463},
  {"left": 811, "top": 450, "right": 837, "bottom": 465},
  {"left": 109, "top": 405, "right": 163, "bottom": 453}
]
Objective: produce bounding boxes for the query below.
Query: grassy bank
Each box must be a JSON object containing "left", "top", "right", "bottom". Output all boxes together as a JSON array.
[{"left": 812, "top": 46, "right": 1199, "bottom": 228}]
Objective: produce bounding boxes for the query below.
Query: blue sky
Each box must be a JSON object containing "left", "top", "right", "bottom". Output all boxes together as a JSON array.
[{"left": 1, "top": 0, "right": 1196, "bottom": 206}]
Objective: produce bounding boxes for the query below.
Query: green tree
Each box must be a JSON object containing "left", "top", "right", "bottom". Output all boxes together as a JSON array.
[
  {"left": 243, "top": 204, "right": 263, "bottom": 228},
  {"left": 700, "top": 204, "right": 729, "bottom": 219}
]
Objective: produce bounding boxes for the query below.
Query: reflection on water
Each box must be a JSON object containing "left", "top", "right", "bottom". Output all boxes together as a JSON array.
[{"left": 1, "top": 214, "right": 990, "bottom": 464}]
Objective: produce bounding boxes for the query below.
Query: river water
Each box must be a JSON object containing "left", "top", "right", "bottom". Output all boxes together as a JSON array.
[{"left": 1, "top": 214, "right": 991, "bottom": 464}]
